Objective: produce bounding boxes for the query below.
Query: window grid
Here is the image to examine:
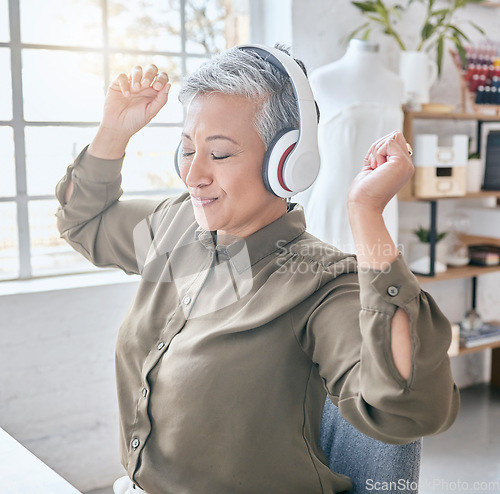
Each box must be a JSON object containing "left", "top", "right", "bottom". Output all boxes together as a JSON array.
[{"left": 2, "top": 0, "right": 210, "bottom": 280}]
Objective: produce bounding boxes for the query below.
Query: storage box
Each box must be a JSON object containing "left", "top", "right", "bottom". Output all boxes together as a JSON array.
[{"left": 413, "top": 134, "right": 468, "bottom": 198}]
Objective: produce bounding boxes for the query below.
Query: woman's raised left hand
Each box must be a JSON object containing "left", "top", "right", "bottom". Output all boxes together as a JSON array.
[{"left": 347, "top": 131, "right": 414, "bottom": 215}]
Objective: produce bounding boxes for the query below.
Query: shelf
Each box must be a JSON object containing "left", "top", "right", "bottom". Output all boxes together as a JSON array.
[
  {"left": 416, "top": 234, "right": 500, "bottom": 283},
  {"left": 416, "top": 264, "right": 500, "bottom": 283},
  {"left": 399, "top": 190, "right": 500, "bottom": 202},
  {"left": 458, "top": 321, "right": 500, "bottom": 356},
  {"left": 404, "top": 110, "right": 500, "bottom": 121},
  {"left": 459, "top": 338, "right": 500, "bottom": 356}
]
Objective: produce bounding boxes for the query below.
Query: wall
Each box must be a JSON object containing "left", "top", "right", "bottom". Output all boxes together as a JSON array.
[
  {"left": 249, "top": 0, "right": 293, "bottom": 47},
  {"left": 289, "top": 0, "right": 500, "bottom": 387},
  {"left": 0, "top": 276, "right": 139, "bottom": 492}
]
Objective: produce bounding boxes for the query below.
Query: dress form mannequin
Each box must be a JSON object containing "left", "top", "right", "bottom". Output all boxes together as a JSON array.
[
  {"left": 311, "top": 39, "right": 403, "bottom": 120},
  {"left": 299, "top": 39, "right": 404, "bottom": 253}
]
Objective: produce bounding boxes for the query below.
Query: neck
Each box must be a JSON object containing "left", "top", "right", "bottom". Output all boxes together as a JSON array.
[
  {"left": 344, "top": 39, "right": 380, "bottom": 62},
  {"left": 217, "top": 200, "right": 287, "bottom": 243}
]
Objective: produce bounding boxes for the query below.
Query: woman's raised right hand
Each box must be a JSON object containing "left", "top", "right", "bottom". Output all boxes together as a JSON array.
[{"left": 88, "top": 64, "right": 171, "bottom": 159}]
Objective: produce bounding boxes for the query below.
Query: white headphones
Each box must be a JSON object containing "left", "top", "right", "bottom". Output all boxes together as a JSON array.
[{"left": 175, "top": 44, "right": 320, "bottom": 198}]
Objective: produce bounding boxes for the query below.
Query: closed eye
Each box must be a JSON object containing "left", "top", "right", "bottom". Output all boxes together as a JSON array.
[
  {"left": 211, "top": 153, "right": 233, "bottom": 160},
  {"left": 182, "top": 151, "right": 195, "bottom": 158}
]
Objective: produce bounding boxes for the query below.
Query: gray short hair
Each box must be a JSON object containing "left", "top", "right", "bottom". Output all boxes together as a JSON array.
[{"left": 178, "top": 45, "right": 304, "bottom": 149}]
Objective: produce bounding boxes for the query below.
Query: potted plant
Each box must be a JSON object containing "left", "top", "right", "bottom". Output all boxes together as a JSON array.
[
  {"left": 349, "top": 0, "right": 485, "bottom": 104},
  {"left": 409, "top": 225, "right": 448, "bottom": 274}
]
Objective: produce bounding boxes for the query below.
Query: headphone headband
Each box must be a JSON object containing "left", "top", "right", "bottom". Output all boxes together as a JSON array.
[{"left": 237, "top": 44, "right": 320, "bottom": 197}]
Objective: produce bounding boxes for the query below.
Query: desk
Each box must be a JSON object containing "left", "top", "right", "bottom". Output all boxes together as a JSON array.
[{"left": 0, "top": 427, "right": 81, "bottom": 493}]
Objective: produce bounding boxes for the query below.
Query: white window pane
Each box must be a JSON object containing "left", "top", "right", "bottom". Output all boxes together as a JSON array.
[
  {"left": 0, "top": 203, "right": 19, "bottom": 280},
  {"left": 20, "top": 0, "right": 102, "bottom": 47},
  {"left": 109, "top": 54, "right": 183, "bottom": 124},
  {"left": 122, "top": 127, "right": 184, "bottom": 192},
  {"left": 0, "top": 127, "right": 15, "bottom": 197},
  {"left": 29, "top": 199, "right": 98, "bottom": 277},
  {"left": 108, "top": 0, "right": 181, "bottom": 52},
  {"left": 0, "top": 0, "right": 8, "bottom": 42},
  {"left": 23, "top": 50, "right": 104, "bottom": 122},
  {"left": 185, "top": 0, "right": 228, "bottom": 54},
  {"left": 0, "top": 48, "right": 12, "bottom": 120},
  {"left": 25, "top": 126, "right": 98, "bottom": 196},
  {"left": 186, "top": 56, "right": 210, "bottom": 76}
]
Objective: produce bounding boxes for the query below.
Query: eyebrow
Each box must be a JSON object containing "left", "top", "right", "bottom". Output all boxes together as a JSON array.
[{"left": 181, "top": 133, "right": 239, "bottom": 146}]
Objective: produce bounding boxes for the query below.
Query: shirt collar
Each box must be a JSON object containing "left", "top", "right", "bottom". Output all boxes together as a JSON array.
[{"left": 194, "top": 203, "right": 306, "bottom": 273}]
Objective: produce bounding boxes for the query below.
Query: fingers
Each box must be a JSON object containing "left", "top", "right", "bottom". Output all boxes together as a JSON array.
[
  {"left": 115, "top": 73, "right": 131, "bottom": 97},
  {"left": 131, "top": 65, "right": 143, "bottom": 90},
  {"left": 141, "top": 64, "right": 159, "bottom": 88},
  {"left": 153, "top": 71, "right": 170, "bottom": 91},
  {"left": 364, "top": 131, "right": 413, "bottom": 169},
  {"left": 110, "top": 65, "right": 171, "bottom": 97}
]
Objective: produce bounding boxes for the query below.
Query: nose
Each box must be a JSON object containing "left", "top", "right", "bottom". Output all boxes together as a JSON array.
[{"left": 183, "top": 153, "right": 213, "bottom": 189}]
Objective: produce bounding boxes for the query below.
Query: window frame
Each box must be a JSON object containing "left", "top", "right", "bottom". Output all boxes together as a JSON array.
[{"left": 1, "top": 0, "right": 213, "bottom": 280}]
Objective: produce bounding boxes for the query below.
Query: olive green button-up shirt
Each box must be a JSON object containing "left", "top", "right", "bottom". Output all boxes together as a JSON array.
[{"left": 56, "top": 149, "right": 459, "bottom": 494}]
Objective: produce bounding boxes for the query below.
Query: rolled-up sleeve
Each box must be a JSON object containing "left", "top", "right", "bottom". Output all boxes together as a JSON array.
[
  {"left": 305, "top": 253, "right": 459, "bottom": 445},
  {"left": 55, "top": 147, "right": 164, "bottom": 275}
]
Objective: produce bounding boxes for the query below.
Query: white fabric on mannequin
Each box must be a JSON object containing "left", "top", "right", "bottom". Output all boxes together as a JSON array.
[{"left": 300, "top": 39, "right": 404, "bottom": 254}]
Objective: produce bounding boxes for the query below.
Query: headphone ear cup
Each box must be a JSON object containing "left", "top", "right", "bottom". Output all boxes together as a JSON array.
[
  {"left": 174, "top": 141, "right": 182, "bottom": 178},
  {"left": 262, "top": 129, "right": 300, "bottom": 198}
]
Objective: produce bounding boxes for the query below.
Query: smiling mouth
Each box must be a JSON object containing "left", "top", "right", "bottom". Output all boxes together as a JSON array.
[{"left": 190, "top": 196, "right": 219, "bottom": 207}]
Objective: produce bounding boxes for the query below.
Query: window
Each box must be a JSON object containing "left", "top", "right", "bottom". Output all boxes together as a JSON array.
[{"left": 0, "top": 0, "right": 249, "bottom": 280}]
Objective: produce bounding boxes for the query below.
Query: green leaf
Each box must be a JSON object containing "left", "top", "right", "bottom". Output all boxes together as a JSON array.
[
  {"left": 421, "top": 22, "right": 436, "bottom": 41},
  {"left": 437, "top": 36, "right": 444, "bottom": 77},
  {"left": 352, "top": 1, "right": 378, "bottom": 13},
  {"left": 429, "top": 8, "right": 450, "bottom": 17},
  {"left": 467, "top": 20, "right": 486, "bottom": 35},
  {"left": 456, "top": 42, "right": 467, "bottom": 68},
  {"left": 345, "top": 22, "right": 371, "bottom": 42},
  {"left": 450, "top": 25, "right": 470, "bottom": 42},
  {"left": 413, "top": 226, "right": 447, "bottom": 243},
  {"left": 374, "top": 4, "right": 390, "bottom": 22}
]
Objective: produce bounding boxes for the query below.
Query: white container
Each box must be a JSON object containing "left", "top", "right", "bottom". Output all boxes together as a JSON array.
[
  {"left": 466, "top": 158, "right": 483, "bottom": 193},
  {"left": 399, "top": 51, "right": 438, "bottom": 105},
  {"left": 413, "top": 134, "right": 469, "bottom": 197},
  {"left": 413, "top": 134, "right": 469, "bottom": 167}
]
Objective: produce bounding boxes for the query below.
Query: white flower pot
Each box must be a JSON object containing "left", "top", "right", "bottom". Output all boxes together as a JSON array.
[
  {"left": 466, "top": 158, "right": 483, "bottom": 193},
  {"left": 399, "top": 51, "right": 438, "bottom": 105},
  {"left": 408, "top": 240, "right": 447, "bottom": 274}
]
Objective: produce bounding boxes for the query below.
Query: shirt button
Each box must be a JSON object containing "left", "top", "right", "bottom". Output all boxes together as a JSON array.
[
  {"left": 142, "top": 388, "right": 148, "bottom": 398},
  {"left": 157, "top": 342, "right": 165, "bottom": 351},
  {"left": 131, "top": 438, "right": 140, "bottom": 449},
  {"left": 387, "top": 285, "right": 399, "bottom": 297},
  {"left": 183, "top": 296, "right": 192, "bottom": 305}
]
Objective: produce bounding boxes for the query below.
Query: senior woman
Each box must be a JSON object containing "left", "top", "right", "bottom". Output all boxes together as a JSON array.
[{"left": 56, "top": 45, "right": 458, "bottom": 494}]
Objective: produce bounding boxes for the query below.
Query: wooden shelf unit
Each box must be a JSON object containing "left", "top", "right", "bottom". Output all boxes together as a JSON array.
[{"left": 402, "top": 111, "right": 500, "bottom": 381}]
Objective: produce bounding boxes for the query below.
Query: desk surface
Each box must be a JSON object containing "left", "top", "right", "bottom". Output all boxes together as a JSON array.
[{"left": 0, "top": 427, "right": 81, "bottom": 493}]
